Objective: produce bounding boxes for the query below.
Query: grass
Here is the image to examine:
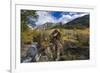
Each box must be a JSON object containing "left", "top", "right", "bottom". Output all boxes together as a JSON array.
[{"left": 21, "top": 27, "right": 89, "bottom": 61}]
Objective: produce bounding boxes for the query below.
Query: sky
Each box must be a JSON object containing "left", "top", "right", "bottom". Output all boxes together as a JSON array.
[{"left": 28, "top": 10, "right": 88, "bottom": 26}]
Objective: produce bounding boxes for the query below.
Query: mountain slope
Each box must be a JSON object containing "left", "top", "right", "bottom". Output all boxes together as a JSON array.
[
  {"left": 65, "top": 15, "right": 89, "bottom": 27},
  {"left": 52, "top": 15, "right": 89, "bottom": 29}
]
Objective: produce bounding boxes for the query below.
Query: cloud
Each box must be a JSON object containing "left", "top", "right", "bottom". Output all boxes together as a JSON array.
[
  {"left": 58, "top": 12, "right": 88, "bottom": 24},
  {"left": 33, "top": 11, "right": 88, "bottom": 25},
  {"left": 58, "top": 14, "right": 72, "bottom": 24},
  {"left": 35, "top": 11, "right": 57, "bottom": 25}
]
